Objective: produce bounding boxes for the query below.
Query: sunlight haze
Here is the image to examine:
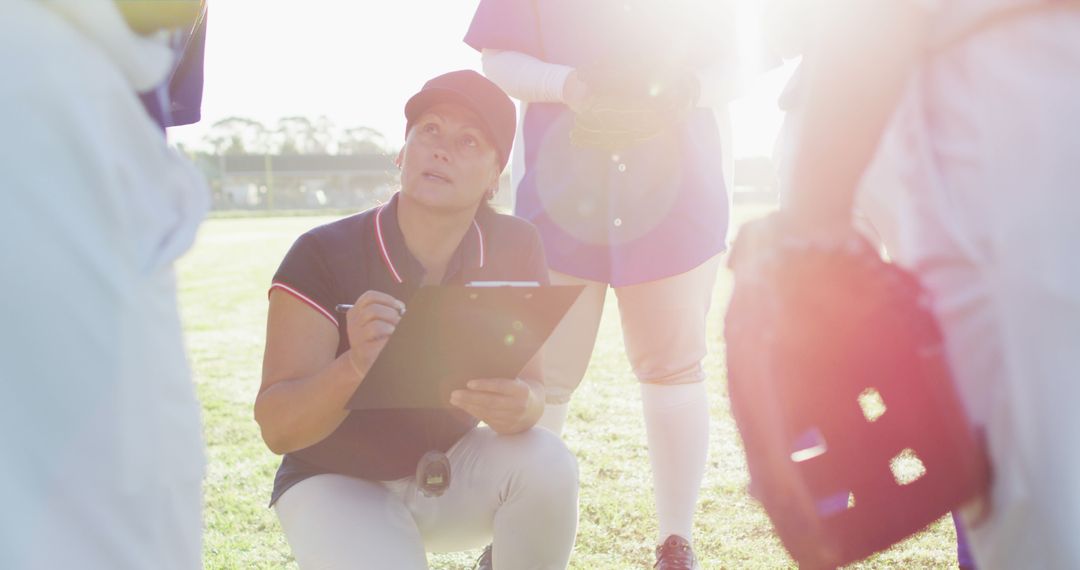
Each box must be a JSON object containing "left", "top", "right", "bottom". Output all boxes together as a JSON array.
[{"left": 170, "top": 0, "right": 790, "bottom": 159}]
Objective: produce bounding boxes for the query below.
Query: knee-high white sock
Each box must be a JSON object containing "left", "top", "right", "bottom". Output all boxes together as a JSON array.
[
  {"left": 536, "top": 402, "right": 570, "bottom": 437},
  {"left": 641, "top": 382, "right": 709, "bottom": 543}
]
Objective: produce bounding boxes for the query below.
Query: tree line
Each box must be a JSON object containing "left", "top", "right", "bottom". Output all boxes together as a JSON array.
[{"left": 200, "top": 116, "right": 390, "bottom": 156}]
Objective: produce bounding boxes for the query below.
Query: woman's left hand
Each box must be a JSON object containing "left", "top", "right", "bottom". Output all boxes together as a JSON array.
[{"left": 450, "top": 378, "right": 543, "bottom": 434}]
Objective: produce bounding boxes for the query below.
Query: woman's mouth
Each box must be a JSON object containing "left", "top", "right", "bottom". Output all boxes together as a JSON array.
[{"left": 422, "top": 170, "right": 452, "bottom": 184}]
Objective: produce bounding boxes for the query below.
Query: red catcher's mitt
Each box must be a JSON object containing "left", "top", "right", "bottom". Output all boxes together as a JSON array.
[{"left": 724, "top": 213, "right": 990, "bottom": 569}]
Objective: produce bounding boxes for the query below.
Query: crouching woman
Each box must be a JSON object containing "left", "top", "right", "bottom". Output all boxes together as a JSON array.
[{"left": 254, "top": 70, "right": 579, "bottom": 569}]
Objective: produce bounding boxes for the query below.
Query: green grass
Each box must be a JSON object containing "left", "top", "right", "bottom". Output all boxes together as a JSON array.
[{"left": 177, "top": 206, "right": 959, "bottom": 569}]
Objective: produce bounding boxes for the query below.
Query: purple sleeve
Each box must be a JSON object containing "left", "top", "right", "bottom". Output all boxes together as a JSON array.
[
  {"left": 464, "top": 0, "right": 543, "bottom": 59},
  {"left": 953, "top": 512, "right": 977, "bottom": 569},
  {"left": 270, "top": 233, "right": 340, "bottom": 327},
  {"left": 140, "top": 10, "right": 207, "bottom": 129},
  {"left": 167, "top": 10, "right": 207, "bottom": 126}
]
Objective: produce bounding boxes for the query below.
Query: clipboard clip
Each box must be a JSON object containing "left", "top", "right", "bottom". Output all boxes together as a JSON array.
[
  {"left": 465, "top": 281, "right": 541, "bottom": 300},
  {"left": 465, "top": 281, "right": 541, "bottom": 287}
]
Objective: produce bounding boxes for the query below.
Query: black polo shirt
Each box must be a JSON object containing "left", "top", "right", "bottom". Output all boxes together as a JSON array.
[{"left": 267, "top": 193, "right": 549, "bottom": 505}]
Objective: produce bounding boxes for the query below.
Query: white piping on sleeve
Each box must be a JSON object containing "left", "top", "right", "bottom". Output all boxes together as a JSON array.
[{"left": 269, "top": 282, "right": 339, "bottom": 328}]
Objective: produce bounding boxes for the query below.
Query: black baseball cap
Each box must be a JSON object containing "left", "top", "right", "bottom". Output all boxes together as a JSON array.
[{"left": 404, "top": 70, "right": 516, "bottom": 171}]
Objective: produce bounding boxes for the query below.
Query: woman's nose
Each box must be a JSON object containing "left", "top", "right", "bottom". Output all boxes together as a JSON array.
[{"left": 432, "top": 142, "right": 451, "bottom": 163}]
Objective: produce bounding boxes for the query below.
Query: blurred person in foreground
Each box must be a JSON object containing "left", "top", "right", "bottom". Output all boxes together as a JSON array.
[
  {"left": 776, "top": 1, "right": 1080, "bottom": 568},
  {"left": 763, "top": 2, "right": 976, "bottom": 567},
  {"left": 255, "top": 70, "right": 578, "bottom": 569},
  {"left": 0, "top": 1, "right": 209, "bottom": 568}
]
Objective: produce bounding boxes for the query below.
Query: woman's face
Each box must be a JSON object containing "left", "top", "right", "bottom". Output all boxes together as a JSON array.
[{"left": 398, "top": 102, "right": 500, "bottom": 214}]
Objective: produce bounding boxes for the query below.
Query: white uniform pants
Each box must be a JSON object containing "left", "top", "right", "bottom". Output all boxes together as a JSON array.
[
  {"left": 541, "top": 254, "right": 722, "bottom": 404},
  {"left": 274, "top": 427, "right": 579, "bottom": 569}
]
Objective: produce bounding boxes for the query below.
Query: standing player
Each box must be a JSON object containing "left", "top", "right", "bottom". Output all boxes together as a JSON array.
[
  {"left": 764, "top": 3, "right": 976, "bottom": 564},
  {"left": 465, "top": 1, "right": 738, "bottom": 567},
  {"left": 0, "top": 1, "right": 209, "bottom": 568},
  {"left": 780, "top": 1, "right": 1080, "bottom": 568}
]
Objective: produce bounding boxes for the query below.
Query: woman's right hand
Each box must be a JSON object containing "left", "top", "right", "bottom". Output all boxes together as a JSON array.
[{"left": 344, "top": 290, "right": 406, "bottom": 381}]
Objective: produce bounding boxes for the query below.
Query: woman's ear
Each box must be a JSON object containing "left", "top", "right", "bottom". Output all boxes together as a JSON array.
[{"left": 394, "top": 146, "right": 405, "bottom": 169}]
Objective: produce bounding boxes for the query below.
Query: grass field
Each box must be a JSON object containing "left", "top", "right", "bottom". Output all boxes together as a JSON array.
[{"left": 177, "top": 205, "right": 960, "bottom": 569}]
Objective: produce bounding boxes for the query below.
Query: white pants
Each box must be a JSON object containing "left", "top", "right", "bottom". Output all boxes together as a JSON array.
[
  {"left": 541, "top": 255, "right": 723, "bottom": 404},
  {"left": 275, "top": 427, "right": 579, "bottom": 569},
  {"left": 863, "top": 11, "right": 1080, "bottom": 569}
]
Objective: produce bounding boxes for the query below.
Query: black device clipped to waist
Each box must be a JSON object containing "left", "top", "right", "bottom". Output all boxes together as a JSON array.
[{"left": 416, "top": 450, "right": 452, "bottom": 497}]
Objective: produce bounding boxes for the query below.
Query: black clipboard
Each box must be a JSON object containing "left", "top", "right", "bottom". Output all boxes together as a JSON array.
[{"left": 345, "top": 284, "right": 583, "bottom": 410}]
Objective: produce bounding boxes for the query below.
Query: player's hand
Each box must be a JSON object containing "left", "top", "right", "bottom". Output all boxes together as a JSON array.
[
  {"left": 344, "top": 290, "right": 405, "bottom": 382},
  {"left": 450, "top": 378, "right": 543, "bottom": 434},
  {"left": 562, "top": 70, "right": 592, "bottom": 114}
]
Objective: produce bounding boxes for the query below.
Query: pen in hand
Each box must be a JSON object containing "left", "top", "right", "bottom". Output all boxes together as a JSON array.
[{"left": 335, "top": 303, "right": 406, "bottom": 316}]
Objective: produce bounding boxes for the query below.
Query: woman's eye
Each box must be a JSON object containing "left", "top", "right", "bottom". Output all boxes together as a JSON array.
[
  {"left": 462, "top": 135, "right": 478, "bottom": 148},
  {"left": 423, "top": 123, "right": 439, "bottom": 135}
]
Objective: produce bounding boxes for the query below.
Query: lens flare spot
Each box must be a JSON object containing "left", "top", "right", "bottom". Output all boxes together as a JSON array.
[
  {"left": 790, "top": 427, "right": 827, "bottom": 463},
  {"left": 858, "top": 388, "right": 887, "bottom": 422},
  {"left": 890, "top": 448, "right": 927, "bottom": 486}
]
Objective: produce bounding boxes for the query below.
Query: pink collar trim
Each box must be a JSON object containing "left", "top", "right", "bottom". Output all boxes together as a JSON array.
[{"left": 375, "top": 204, "right": 484, "bottom": 284}]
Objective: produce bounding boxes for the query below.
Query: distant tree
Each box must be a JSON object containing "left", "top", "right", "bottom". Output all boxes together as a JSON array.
[
  {"left": 312, "top": 116, "right": 337, "bottom": 154},
  {"left": 203, "top": 117, "right": 270, "bottom": 155},
  {"left": 338, "top": 126, "right": 390, "bottom": 155},
  {"left": 272, "top": 116, "right": 337, "bottom": 155},
  {"left": 202, "top": 115, "right": 390, "bottom": 156}
]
